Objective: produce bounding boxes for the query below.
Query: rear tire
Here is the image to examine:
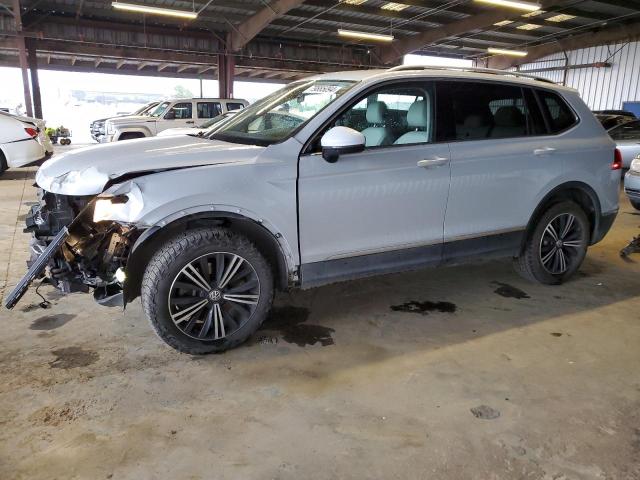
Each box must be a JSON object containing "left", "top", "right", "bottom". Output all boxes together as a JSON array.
[
  {"left": 141, "top": 228, "right": 274, "bottom": 354},
  {"left": 631, "top": 199, "right": 640, "bottom": 211},
  {"left": 515, "top": 201, "right": 590, "bottom": 285}
]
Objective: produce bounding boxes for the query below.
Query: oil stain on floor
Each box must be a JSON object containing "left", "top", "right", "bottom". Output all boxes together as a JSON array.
[
  {"left": 49, "top": 347, "right": 99, "bottom": 369},
  {"left": 259, "top": 306, "right": 335, "bottom": 347},
  {"left": 390, "top": 300, "right": 457, "bottom": 315},
  {"left": 30, "top": 314, "right": 76, "bottom": 331},
  {"left": 492, "top": 281, "right": 530, "bottom": 299}
]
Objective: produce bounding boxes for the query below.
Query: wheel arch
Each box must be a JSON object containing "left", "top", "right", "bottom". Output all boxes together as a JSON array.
[
  {"left": 522, "top": 181, "right": 602, "bottom": 253},
  {"left": 115, "top": 126, "right": 152, "bottom": 140},
  {"left": 123, "top": 211, "right": 293, "bottom": 305}
]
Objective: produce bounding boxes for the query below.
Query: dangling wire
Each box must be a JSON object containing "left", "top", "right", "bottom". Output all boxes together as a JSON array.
[{"left": 34, "top": 278, "right": 51, "bottom": 309}]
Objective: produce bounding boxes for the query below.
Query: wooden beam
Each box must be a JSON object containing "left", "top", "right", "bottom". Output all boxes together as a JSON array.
[
  {"left": 94, "top": 57, "right": 102, "bottom": 67},
  {"left": 229, "top": 0, "right": 306, "bottom": 51},
  {"left": 137, "top": 61, "right": 149, "bottom": 71},
  {"left": 378, "top": 0, "right": 564, "bottom": 64},
  {"left": 177, "top": 64, "right": 191, "bottom": 73},
  {"left": 488, "top": 22, "right": 640, "bottom": 69},
  {"left": 26, "top": 37, "right": 42, "bottom": 118},
  {"left": 157, "top": 63, "right": 171, "bottom": 71},
  {"left": 116, "top": 58, "right": 126, "bottom": 69},
  {"left": 12, "top": 0, "right": 33, "bottom": 117}
]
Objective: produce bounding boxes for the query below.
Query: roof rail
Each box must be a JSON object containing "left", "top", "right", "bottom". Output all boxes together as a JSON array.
[{"left": 386, "top": 65, "right": 556, "bottom": 84}]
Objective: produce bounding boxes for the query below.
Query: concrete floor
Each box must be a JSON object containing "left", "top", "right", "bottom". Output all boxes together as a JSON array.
[{"left": 1, "top": 157, "right": 640, "bottom": 479}]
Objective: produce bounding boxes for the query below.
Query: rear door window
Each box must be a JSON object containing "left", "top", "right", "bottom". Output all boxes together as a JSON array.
[
  {"left": 197, "top": 102, "right": 222, "bottom": 119},
  {"left": 536, "top": 90, "right": 577, "bottom": 133},
  {"left": 441, "top": 81, "right": 534, "bottom": 141},
  {"left": 225, "top": 102, "right": 245, "bottom": 111}
]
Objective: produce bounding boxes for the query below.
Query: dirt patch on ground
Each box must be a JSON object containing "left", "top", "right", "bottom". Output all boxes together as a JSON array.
[
  {"left": 29, "top": 400, "right": 87, "bottom": 426},
  {"left": 49, "top": 347, "right": 99, "bottom": 369}
]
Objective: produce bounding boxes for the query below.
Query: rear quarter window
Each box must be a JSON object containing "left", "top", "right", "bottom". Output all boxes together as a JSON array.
[{"left": 536, "top": 90, "right": 577, "bottom": 133}]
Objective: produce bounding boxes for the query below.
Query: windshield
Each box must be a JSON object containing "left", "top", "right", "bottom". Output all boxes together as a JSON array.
[
  {"left": 149, "top": 101, "right": 171, "bottom": 117},
  {"left": 135, "top": 102, "right": 159, "bottom": 116},
  {"left": 209, "top": 79, "right": 355, "bottom": 145}
]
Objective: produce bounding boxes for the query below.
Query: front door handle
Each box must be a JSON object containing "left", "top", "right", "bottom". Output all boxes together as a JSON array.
[
  {"left": 534, "top": 147, "right": 556, "bottom": 156},
  {"left": 186, "top": 121, "right": 195, "bottom": 124},
  {"left": 417, "top": 157, "right": 449, "bottom": 168}
]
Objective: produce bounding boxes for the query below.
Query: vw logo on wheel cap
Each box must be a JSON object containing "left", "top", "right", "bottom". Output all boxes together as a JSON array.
[{"left": 208, "top": 290, "right": 222, "bottom": 302}]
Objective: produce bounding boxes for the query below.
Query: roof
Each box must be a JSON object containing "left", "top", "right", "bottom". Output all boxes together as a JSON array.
[{"left": 308, "top": 66, "right": 577, "bottom": 92}]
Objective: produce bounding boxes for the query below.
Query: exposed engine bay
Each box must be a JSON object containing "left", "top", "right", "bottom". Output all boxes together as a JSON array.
[{"left": 24, "top": 190, "right": 139, "bottom": 305}]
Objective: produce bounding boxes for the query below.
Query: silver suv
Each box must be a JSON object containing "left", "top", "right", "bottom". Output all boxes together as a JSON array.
[{"left": 6, "top": 66, "right": 621, "bottom": 354}]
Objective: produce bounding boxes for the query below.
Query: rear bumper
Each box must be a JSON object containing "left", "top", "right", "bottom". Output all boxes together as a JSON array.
[
  {"left": 591, "top": 210, "right": 617, "bottom": 245},
  {"left": 3, "top": 138, "right": 46, "bottom": 168},
  {"left": 624, "top": 170, "right": 640, "bottom": 201}
]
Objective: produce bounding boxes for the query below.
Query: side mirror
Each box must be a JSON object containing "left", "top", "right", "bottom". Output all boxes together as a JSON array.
[{"left": 320, "top": 126, "right": 365, "bottom": 163}]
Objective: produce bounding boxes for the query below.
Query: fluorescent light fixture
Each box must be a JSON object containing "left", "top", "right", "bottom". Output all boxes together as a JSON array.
[
  {"left": 474, "top": 0, "right": 540, "bottom": 12},
  {"left": 517, "top": 23, "right": 541, "bottom": 30},
  {"left": 343, "top": 0, "right": 367, "bottom": 4},
  {"left": 381, "top": 2, "right": 409, "bottom": 11},
  {"left": 494, "top": 20, "right": 514, "bottom": 26},
  {"left": 338, "top": 29, "right": 394, "bottom": 42},
  {"left": 112, "top": 2, "right": 198, "bottom": 19},
  {"left": 488, "top": 47, "right": 528, "bottom": 57},
  {"left": 546, "top": 13, "right": 576, "bottom": 22},
  {"left": 523, "top": 9, "right": 545, "bottom": 17}
]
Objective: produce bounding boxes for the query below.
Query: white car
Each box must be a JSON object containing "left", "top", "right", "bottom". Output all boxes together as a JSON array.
[
  {"left": 0, "top": 112, "right": 47, "bottom": 175},
  {"left": 11, "top": 113, "right": 54, "bottom": 157},
  {"left": 157, "top": 111, "right": 237, "bottom": 137}
]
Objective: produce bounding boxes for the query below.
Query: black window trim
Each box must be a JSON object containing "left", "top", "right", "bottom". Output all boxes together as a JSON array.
[{"left": 301, "top": 76, "right": 582, "bottom": 155}]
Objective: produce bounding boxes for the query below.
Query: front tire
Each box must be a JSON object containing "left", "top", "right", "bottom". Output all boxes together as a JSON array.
[
  {"left": 141, "top": 228, "right": 274, "bottom": 354},
  {"left": 630, "top": 199, "right": 640, "bottom": 211},
  {"left": 515, "top": 201, "right": 590, "bottom": 285}
]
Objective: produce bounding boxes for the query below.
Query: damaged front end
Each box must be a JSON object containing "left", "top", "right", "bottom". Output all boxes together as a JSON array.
[{"left": 5, "top": 185, "right": 143, "bottom": 309}]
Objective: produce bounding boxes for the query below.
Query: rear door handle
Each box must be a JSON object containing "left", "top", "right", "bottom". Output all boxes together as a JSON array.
[
  {"left": 417, "top": 157, "right": 449, "bottom": 168},
  {"left": 186, "top": 121, "right": 195, "bottom": 124},
  {"left": 534, "top": 147, "right": 556, "bottom": 156}
]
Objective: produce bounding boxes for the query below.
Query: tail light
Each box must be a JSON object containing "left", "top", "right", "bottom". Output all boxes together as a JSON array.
[
  {"left": 24, "top": 127, "right": 38, "bottom": 138},
  {"left": 612, "top": 148, "right": 623, "bottom": 170}
]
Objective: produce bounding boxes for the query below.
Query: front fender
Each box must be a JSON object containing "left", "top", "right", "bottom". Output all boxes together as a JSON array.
[{"left": 132, "top": 204, "right": 297, "bottom": 272}]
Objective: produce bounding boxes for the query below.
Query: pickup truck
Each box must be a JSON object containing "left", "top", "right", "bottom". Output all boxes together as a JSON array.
[{"left": 103, "top": 98, "right": 248, "bottom": 142}]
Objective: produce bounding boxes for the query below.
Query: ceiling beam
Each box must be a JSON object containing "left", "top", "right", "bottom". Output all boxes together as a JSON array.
[
  {"left": 377, "top": 0, "right": 565, "bottom": 64},
  {"left": 229, "top": 0, "right": 306, "bottom": 51},
  {"left": 488, "top": 22, "right": 640, "bottom": 69}
]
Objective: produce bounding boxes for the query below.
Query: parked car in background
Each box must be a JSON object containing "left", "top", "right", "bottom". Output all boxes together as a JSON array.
[
  {"left": 90, "top": 101, "right": 160, "bottom": 142},
  {"left": 103, "top": 98, "right": 248, "bottom": 142},
  {"left": 0, "top": 112, "right": 46, "bottom": 175},
  {"left": 8, "top": 112, "right": 54, "bottom": 157},
  {"left": 624, "top": 155, "right": 640, "bottom": 210},
  {"left": 7, "top": 66, "right": 620, "bottom": 355},
  {"left": 157, "top": 111, "right": 237, "bottom": 137},
  {"left": 595, "top": 113, "right": 632, "bottom": 131},
  {"left": 608, "top": 119, "right": 640, "bottom": 168},
  {"left": 593, "top": 109, "right": 636, "bottom": 119}
]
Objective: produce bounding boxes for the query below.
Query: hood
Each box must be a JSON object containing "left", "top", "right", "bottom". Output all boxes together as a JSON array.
[
  {"left": 107, "top": 115, "right": 151, "bottom": 125},
  {"left": 36, "top": 135, "right": 265, "bottom": 195}
]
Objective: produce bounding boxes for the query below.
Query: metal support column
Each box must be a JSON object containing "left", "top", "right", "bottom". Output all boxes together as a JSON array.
[
  {"left": 12, "top": 0, "right": 33, "bottom": 117},
  {"left": 218, "top": 53, "right": 235, "bottom": 99},
  {"left": 27, "top": 39, "right": 42, "bottom": 118}
]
